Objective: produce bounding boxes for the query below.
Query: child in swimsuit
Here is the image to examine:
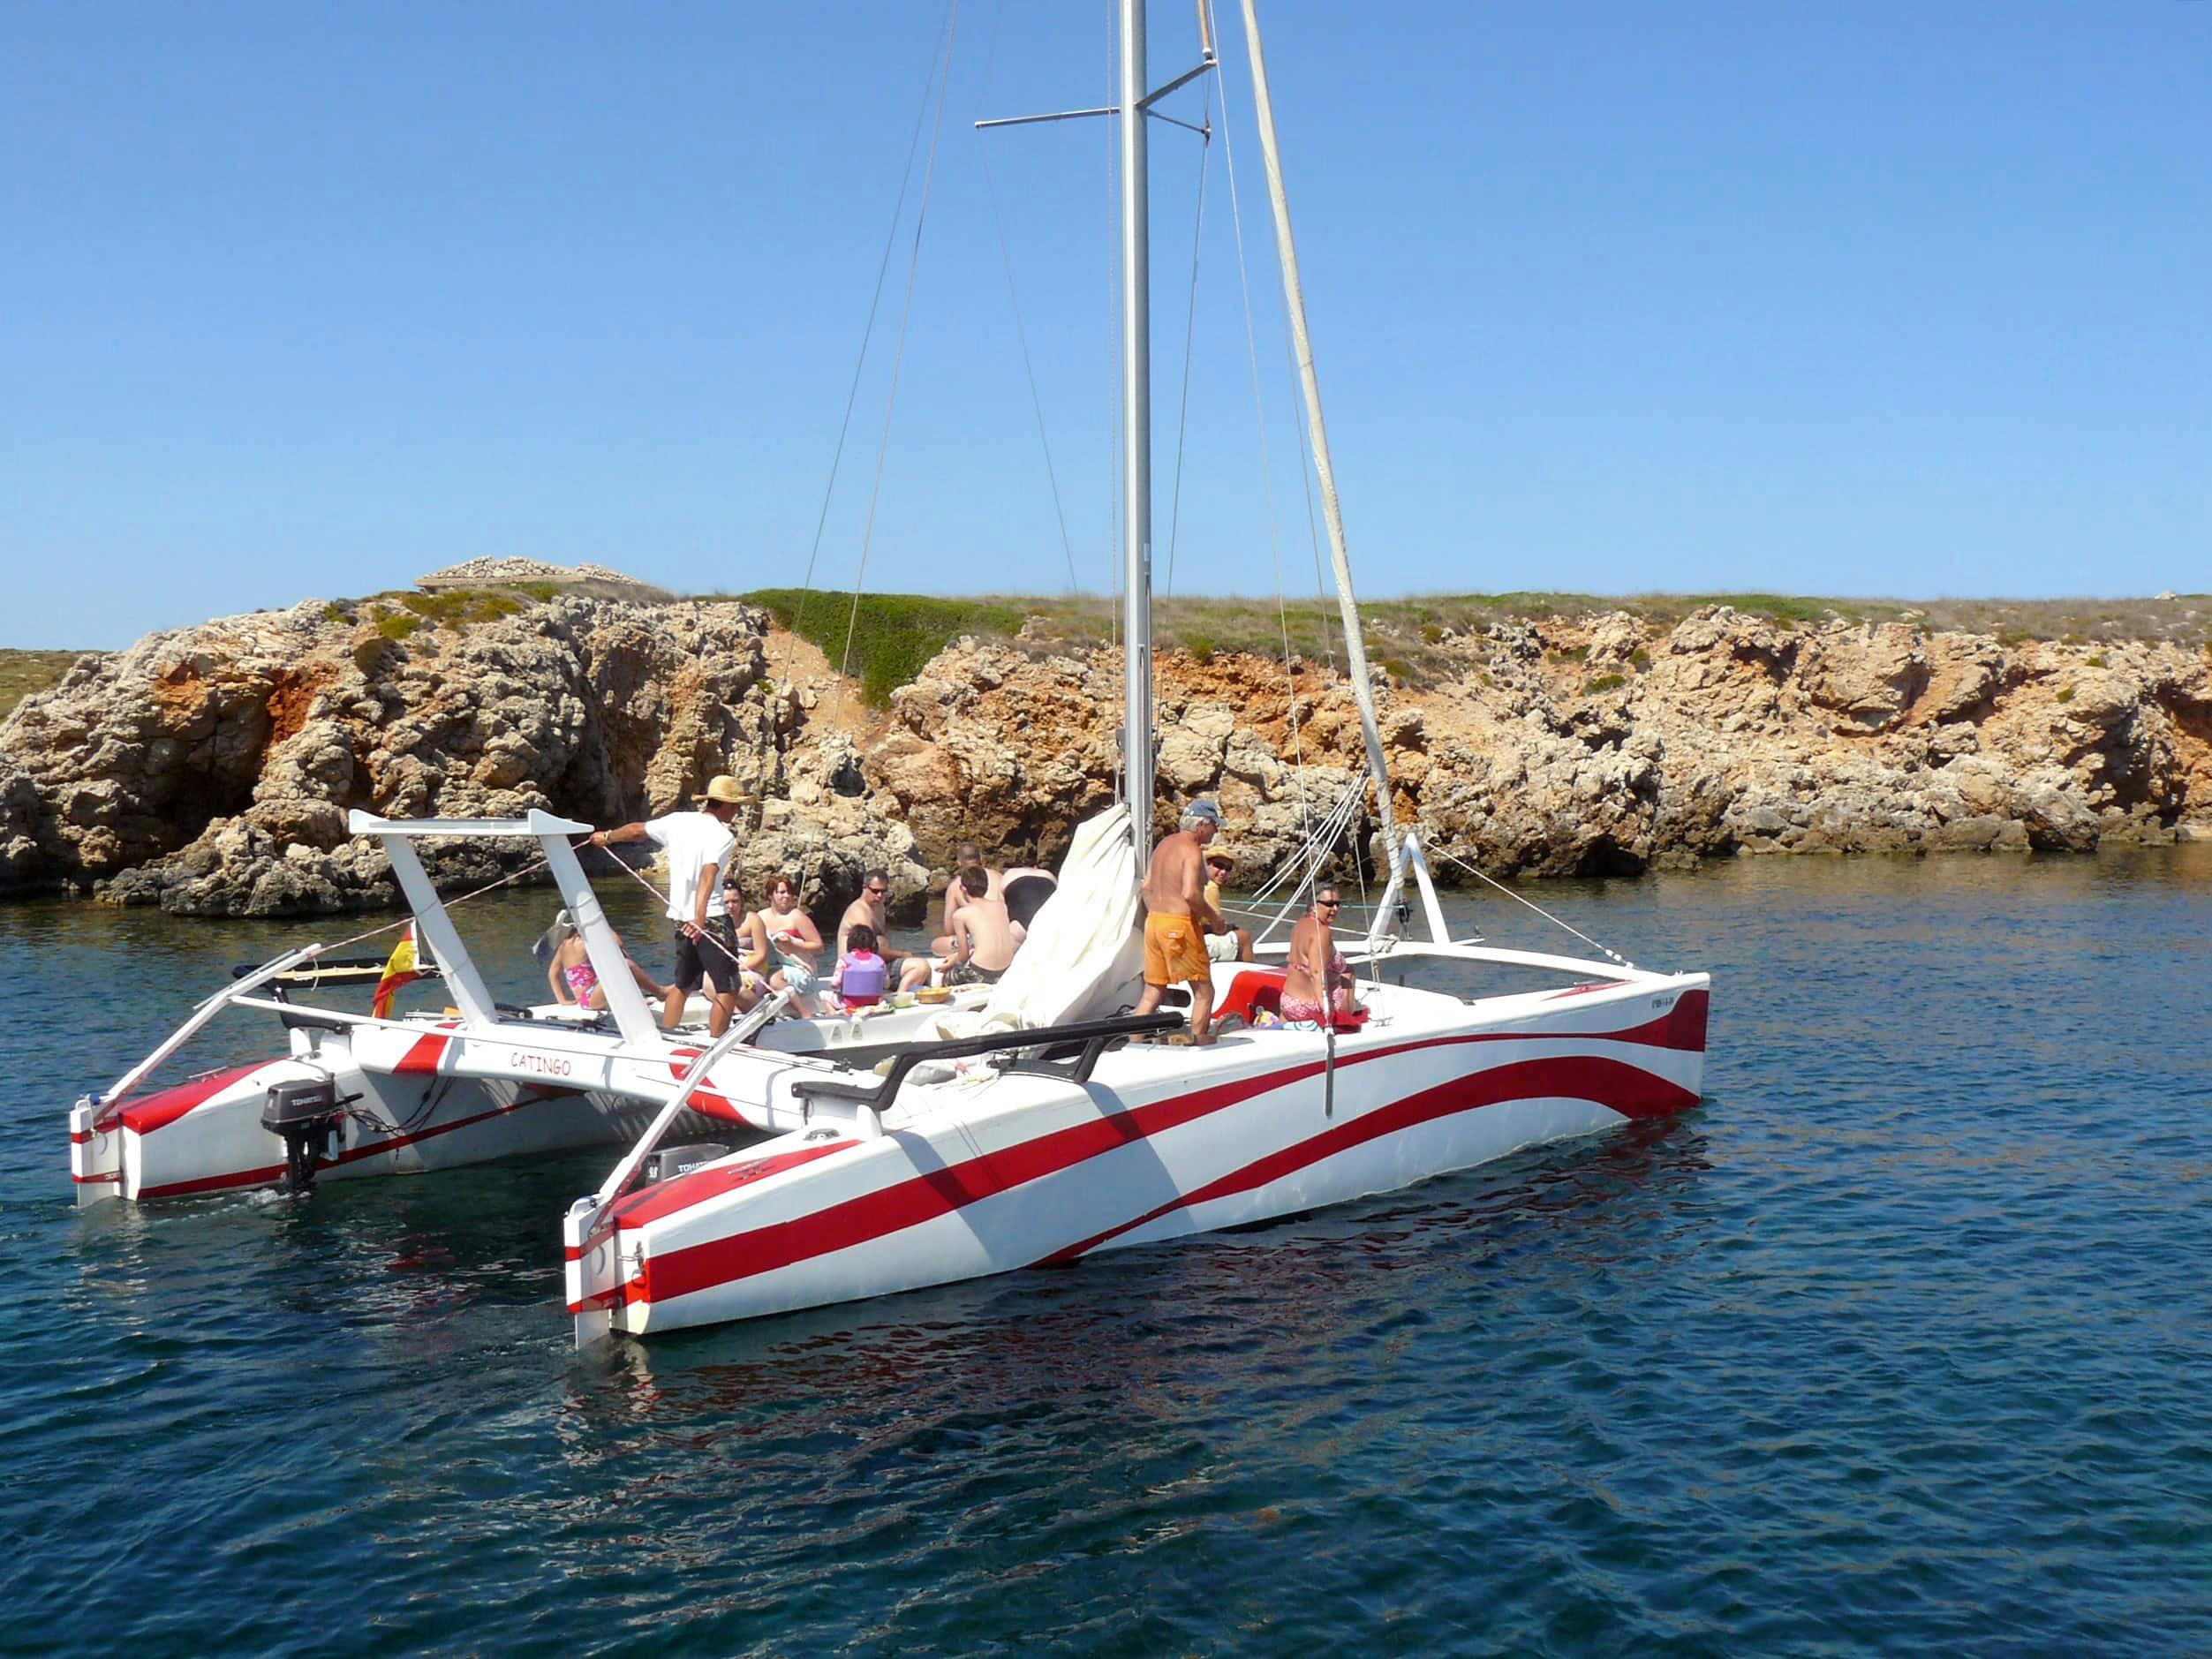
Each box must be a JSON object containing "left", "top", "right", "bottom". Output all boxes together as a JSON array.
[{"left": 832, "top": 924, "right": 889, "bottom": 1013}]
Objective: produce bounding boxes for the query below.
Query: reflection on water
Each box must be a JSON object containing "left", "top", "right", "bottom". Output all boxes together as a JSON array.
[{"left": 4, "top": 844, "right": 2211, "bottom": 1651}]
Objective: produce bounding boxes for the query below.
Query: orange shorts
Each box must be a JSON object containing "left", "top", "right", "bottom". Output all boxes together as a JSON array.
[{"left": 1144, "top": 913, "right": 1212, "bottom": 986}]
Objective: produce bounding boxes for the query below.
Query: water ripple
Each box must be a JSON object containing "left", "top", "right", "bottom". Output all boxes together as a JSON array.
[{"left": 4, "top": 850, "right": 2211, "bottom": 1651}]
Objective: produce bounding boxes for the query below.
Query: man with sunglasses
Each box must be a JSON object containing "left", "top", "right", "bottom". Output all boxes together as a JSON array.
[
  {"left": 838, "top": 869, "right": 935, "bottom": 992},
  {"left": 1281, "top": 886, "right": 1360, "bottom": 1026}
]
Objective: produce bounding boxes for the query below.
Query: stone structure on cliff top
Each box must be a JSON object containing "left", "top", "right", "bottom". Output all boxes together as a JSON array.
[{"left": 1, "top": 588, "right": 2207, "bottom": 920}]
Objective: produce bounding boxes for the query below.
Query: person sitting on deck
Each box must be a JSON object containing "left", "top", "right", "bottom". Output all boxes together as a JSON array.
[
  {"left": 1132, "top": 798, "right": 1227, "bottom": 1044},
  {"left": 932, "top": 841, "right": 1003, "bottom": 957},
  {"left": 1281, "top": 885, "right": 1362, "bottom": 1026},
  {"left": 838, "top": 869, "right": 934, "bottom": 993},
  {"left": 831, "top": 924, "right": 890, "bottom": 1013},
  {"left": 1201, "top": 848, "right": 1256, "bottom": 964},
  {"left": 542, "top": 910, "right": 668, "bottom": 1013},
  {"left": 755, "top": 871, "right": 827, "bottom": 1015},
  {"left": 720, "top": 874, "right": 771, "bottom": 1013},
  {"left": 940, "top": 859, "right": 1018, "bottom": 986}
]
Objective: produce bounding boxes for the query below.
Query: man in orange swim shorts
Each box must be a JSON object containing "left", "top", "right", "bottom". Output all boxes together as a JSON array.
[{"left": 1133, "top": 797, "right": 1227, "bottom": 1043}]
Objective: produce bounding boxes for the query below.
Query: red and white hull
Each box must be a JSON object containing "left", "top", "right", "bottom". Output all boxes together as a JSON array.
[{"left": 570, "top": 969, "right": 1709, "bottom": 1339}]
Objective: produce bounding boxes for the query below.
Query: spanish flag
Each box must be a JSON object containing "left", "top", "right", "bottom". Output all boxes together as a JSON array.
[{"left": 371, "top": 924, "right": 421, "bottom": 1020}]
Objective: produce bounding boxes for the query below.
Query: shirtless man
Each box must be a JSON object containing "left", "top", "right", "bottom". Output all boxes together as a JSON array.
[
  {"left": 941, "top": 860, "right": 1019, "bottom": 986},
  {"left": 1133, "top": 798, "right": 1226, "bottom": 1042},
  {"left": 838, "top": 869, "right": 933, "bottom": 992},
  {"left": 932, "top": 841, "right": 1003, "bottom": 957}
]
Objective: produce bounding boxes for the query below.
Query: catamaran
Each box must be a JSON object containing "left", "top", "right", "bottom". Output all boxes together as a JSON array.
[{"left": 68, "top": 0, "right": 1710, "bottom": 1346}]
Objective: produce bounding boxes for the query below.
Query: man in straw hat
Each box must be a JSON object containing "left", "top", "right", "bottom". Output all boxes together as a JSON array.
[{"left": 586, "top": 774, "right": 753, "bottom": 1035}]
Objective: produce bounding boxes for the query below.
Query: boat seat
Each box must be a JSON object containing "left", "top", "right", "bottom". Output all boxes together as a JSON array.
[{"left": 1217, "top": 966, "right": 1370, "bottom": 1032}]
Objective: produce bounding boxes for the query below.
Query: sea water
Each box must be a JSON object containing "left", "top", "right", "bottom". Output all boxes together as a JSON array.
[{"left": 4, "top": 848, "right": 2208, "bottom": 1654}]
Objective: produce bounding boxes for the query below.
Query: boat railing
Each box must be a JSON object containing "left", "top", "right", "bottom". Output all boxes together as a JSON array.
[
  {"left": 92, "top": 943, "right": 326, "bottom": 1110},
  {"left": 583, "top": 989, "right": 796, "bottom": 1216},
  {"left": 788, "top": 1012, "right": 1183, "bottom": 1120}
]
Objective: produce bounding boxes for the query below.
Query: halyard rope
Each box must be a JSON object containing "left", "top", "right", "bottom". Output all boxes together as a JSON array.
[{"left": 1432, "top": 846, "right": 1634, "bottom": 969}]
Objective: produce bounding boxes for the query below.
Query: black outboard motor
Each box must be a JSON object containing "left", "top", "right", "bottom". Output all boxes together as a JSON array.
[
  {"left": 261, "top": 1075, "right": 342, "bottom": 1193},
  {"left": 643, "top": 1142, "right": 731, "bottom": 1184}
]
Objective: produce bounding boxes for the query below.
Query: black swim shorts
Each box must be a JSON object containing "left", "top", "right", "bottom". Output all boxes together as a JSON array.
[
  {"left": 671, "top": 915, "right": 744, "bottom": 996},
  {"left": 941, "top": 959, "right": 1005, "bottom": 987}
]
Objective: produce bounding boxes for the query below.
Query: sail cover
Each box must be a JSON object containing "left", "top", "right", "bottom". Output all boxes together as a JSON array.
[
  {"left": 980, "top": 803, "right": 1144, "bottom": 1028},
  {"left": 922, "top": 804, "right": 1144, "bottom": 1041}
]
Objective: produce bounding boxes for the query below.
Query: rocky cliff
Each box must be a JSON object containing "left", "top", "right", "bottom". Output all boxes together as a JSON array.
[{"left": 4, "top": 591, "right": 2208, "bottom": 921}]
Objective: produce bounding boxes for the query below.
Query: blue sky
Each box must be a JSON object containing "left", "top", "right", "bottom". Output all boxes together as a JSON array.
[{"left": 4, "top": 2, "right": 2207, "bottom": 648}]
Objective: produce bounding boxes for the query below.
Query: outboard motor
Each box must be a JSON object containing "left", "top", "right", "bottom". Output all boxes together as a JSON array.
[
  {"left": 261, "top": 1075, "right": 342, "bottom": 1193},
  {"left": 642, "top": 1142, "right": 731, "bottom": 1184}
]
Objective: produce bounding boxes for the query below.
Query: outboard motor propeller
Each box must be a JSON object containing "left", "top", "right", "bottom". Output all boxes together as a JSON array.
[{"left": 261, "top": 1075, "right": 343, "bottom": 1193}]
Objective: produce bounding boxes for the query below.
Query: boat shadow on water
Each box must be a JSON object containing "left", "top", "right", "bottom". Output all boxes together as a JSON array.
[{"left": 569, "top": 1106, "right": 1718, "bottom": 1432}]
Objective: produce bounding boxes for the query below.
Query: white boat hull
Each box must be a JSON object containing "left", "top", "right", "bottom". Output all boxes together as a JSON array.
[
  {"left": 573, "top": 971, "right": 1709, "bottom": 1338},
  {"left": 68, "top": 985, "right": 1001, "bottom": 1206}
]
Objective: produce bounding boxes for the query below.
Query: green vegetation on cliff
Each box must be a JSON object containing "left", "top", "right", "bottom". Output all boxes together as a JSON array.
[
  {"left": 733, "top": 588, "right": 2211, "bottom": 693},
  {"left": 738, "top": 589, "right": 1028, "bottom": 706},
  {"left": 1, "top": 649, "right": 94, "bottom": 720}
]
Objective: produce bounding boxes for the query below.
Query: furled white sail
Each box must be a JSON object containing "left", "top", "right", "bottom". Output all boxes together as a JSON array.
[{"left": 922, "top": 805, "right": 1145, "bottom": 1042}]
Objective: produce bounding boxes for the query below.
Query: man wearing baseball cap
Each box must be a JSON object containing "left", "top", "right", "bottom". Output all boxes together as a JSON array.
[
  {"left": 586, "top": 774, "right": 753, "bottom": 1035},
  {"left": 1133, "top": 796, "right": 1229, "bottom": 1043}
]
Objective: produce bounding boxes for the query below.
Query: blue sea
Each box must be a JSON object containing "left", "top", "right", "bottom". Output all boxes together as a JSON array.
[{"left": 4, "top": 848, "right": 2209, "bottom": 1655}]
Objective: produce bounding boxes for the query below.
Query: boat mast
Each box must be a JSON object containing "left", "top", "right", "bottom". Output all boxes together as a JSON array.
[
  {"left": 1119, "top": 0, "right": 1155, "bottom": 856},
  {"left": 1234, "top": 0, "right": 1405, "bottom": 901}
]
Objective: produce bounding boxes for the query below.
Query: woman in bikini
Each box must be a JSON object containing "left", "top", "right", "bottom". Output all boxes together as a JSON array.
[
  {"left": 1280, "top": 886, "right": 1359, "bottom": 1025},
  {"left": 755, "top": 872, "right": 826, "bottom": 1014},
  {"left": 544, "top": 910, "right": 667, "bottom": 1012}
]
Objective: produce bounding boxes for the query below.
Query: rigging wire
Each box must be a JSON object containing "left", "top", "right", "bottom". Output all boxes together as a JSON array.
[
  {"left": 1208, "top": 0, "right": 1326, "bottom": 907},
  {"left": 1431, "top": 845, "right": 1635, "bottom": 969},
  {"left": 1106, "top": 0, "right": 1126, "bottom": 806},
  {"left": 791, "top": 2, "right": 960, "bottom": 645},
  {"left": 831, "top": 1, "right": 965, "bottom": 729},
  {"left": 977, "top": 0, "right": 1082, "bottom": 593}
]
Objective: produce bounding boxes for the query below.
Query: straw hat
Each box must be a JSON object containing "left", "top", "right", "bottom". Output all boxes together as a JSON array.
[{"left": 694, "top": 774, "right": 754, "bottom": 806}]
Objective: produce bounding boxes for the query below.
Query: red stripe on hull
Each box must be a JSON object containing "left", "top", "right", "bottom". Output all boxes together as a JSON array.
[
  {"left": 391, "top": 1027, "right": 456, "bottom": 1076},
  {"left": 630, "top": 1034, "right": 1700, "bottom": 1309},
  {"left": 113, "top": 1063, "right": 272, "bottom": 1137},
  {"left": 1042, "top": 1052, "right": 1695, "bottom": 1263},
  {"left": 132, "top": 1087, "right": 580, "bottom": 1199},
  {"left": 609, "top": 1141, "right": 856, "bottom": 1229},
  {"left": 664, "top": 1051, "right": 752, "bottom": 1127}
]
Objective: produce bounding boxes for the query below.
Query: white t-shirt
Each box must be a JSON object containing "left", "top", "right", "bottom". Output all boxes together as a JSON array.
[{"left": 645, "top": 811, "right": 736, "bottom": 923}]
